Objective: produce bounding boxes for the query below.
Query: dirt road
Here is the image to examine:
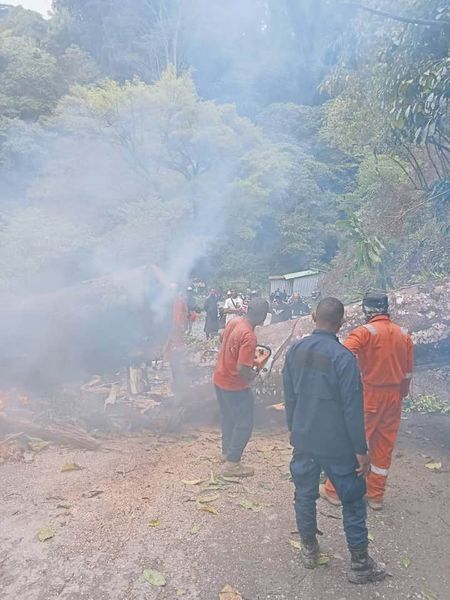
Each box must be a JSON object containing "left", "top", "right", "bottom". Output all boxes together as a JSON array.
[{"left": 1, "top": 415, "right": 449, "bottom": 600}]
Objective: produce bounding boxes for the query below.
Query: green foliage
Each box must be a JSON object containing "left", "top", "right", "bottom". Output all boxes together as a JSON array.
[
  {"left": 0, "top": 70, "right": 295, "bottom": 288},
  {"left": 0, "top": 0, "right": 448, "bottom": 294},
  {"left": 403, "top": 394, "right": 450, "bottom": 415},
  {"left": 322, "top": 73, "right": 387, "bottom": 156},
  {"left": 0, "top": 34, "right": 60, "bottom": 120},
  {"left": 337, "top": 212, "right": 385, "bottom": 273},
  {"left": 380, "top": 1, "right": 450, "bottom": 150}
]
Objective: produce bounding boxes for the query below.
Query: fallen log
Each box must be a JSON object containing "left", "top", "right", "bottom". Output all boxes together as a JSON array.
[
  {"left": 0, "top": 413, "right": 101, "bottom": 450},
  {"left": 0, "top": 265, "right": 171, "bottom": 387},
  {"left": 256, "top": 279, "right": 450, "bottom": 374},
  {"left": 177, "top": 279, "right": 450, "bottom": 425}
]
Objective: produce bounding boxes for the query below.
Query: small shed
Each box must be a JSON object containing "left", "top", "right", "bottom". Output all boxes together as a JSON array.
[{"left": 269, "top": 270, "right": 321, "bottom": 298}]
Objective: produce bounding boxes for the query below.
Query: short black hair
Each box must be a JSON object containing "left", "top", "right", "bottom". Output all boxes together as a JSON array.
[
  {"left": 363, "top": 292, "right": 389, "bottom": 313},
  {"left": 247, "top": 297, "right": 269, "bottom": 321},
  {"left": 316, "top": 297, "right": 344, "bottom": 326}
]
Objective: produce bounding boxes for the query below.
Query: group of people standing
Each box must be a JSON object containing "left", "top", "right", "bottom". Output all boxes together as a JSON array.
[
  {"left": 204, "top": 287, "right": 314, "bottom": 337},
  {"left": 204, "top": 289, "right": 259, "bottom": 339},
  {"left": 213, "top": 291, "right": 413, "bottom": 585}
]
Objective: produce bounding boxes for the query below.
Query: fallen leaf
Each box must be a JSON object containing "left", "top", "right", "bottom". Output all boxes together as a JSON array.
[
  {"left": 401, "top": 555, "right": 412, "bottom": 569},
  {"left": 190, "top": 524, "right": 200, "bottom": 535},
  {"left": 368, "top": 532, "right": 375, "bottom": 542},
  {"left": 317, "top": 554, "right": 331, "bottom": 566},
  {"left": 425, "top": 462, "right": 442, "bottom": 471},
  {"left": 204, "top": 483, "right": 223, "bottom": 491},
  {"left": 182, "top": 479, "right": 204, "bottom": 486},
  {"left": 220, "top": 476, "right": 241, "bottom": 484},
  {"left": 148, "top": 518, "right": 161, "bottom": 528},
  {"left": 219, "top": 584, "right": 243, "bottom": 600},
  {"left": 197, "top": 503, "right": 219, "bottom": 515},
  {"left": 61, "top": 462, "right": 82, "bottom": 472},
  {"left": 143, "top": 569, "right": 166, "bottom": 587},
  {"left": 289, "top": 539, "right": 301, "bottom": 550},
  {"left": 197, "top": 493, "right": 220, "bottom": 503},
  {"left": 56, "top": 503, "right": 71, "bottom": 510},
  {"left": 421, "top": 585, "right": 437, "bottom": 600},
  {"left": 28, "top": 438, "right": 50, "bottom": 452},
  {"left": 258, "top": 481, "right": 274, "bottom": 491},
  {"left": 280, "top": 473, "right": 291, "bottom": 481},
  {"left": 37, "top": 526, "right": 55, "bottom": 542},
  {"left": 85, "top": 490, "right": 103, "bottom": 498},
  {"left": 176, "top": 588, "right": 187, "bottom": 597},
  {"left": 239, "top": 499, "right": 261, "bottom": 512}
]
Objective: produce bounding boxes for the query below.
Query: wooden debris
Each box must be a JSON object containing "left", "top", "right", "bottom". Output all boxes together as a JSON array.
[{"left": 0, "top": 414, "right": 100, "bottom": 450}]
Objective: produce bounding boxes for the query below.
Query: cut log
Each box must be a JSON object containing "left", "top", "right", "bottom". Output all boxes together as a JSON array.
[
  {"left": 0, "top": 414, "right": 100, "bottom": 450},
  {"left": 256, "top": 279, "right": 450, "bottom": 374}
]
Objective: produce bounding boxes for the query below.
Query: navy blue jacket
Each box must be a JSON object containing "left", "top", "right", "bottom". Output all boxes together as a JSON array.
[{"left": 283, "top": 329, "right": 367, "bottom": 461}]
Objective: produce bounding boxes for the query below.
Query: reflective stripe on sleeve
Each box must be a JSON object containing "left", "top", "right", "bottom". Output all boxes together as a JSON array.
[
  {"left": 404, "top": 372, "right": 413, "bottom": 379},
  {"left": 363, "top": 324, "right": 377, "bottom": 336},
  {"left": 400, "top": 326, "right": 409, "bottom": 336},
  {"left": 371, "top": 464, "right": 389, "bottom": 476}
]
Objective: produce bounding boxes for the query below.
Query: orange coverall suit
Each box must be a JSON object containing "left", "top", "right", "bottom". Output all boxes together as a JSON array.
[{"left": 325, "top": 315, "right": 414, "bottom": 503}]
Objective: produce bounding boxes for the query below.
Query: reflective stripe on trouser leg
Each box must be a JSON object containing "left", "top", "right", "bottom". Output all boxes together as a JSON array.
[
  {"left": 365, "top": 389, "right": 402, "bottom": 502},
  {"left": 370, "top": 464, "right": 389, "bottom": 477}
]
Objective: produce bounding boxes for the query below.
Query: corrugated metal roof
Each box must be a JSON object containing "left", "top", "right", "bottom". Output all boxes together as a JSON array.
[
  {"left": 284, "top": 269, "right": 320, "bottom": 280},
  {"left": 269, "top": 269, "right": 320, "bottom": 281}
]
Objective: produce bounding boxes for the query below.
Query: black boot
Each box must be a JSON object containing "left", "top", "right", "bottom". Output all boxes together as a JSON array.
[
  {"left": 300, "top": 536, "right": 320, "bottom": 569},
  {"left": 348, "top": 547, "right": 386, "bottom": 584}
]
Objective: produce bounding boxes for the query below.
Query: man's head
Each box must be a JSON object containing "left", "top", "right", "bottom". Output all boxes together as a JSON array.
[
  {"left": 230, "top": 289, "right": 238, "bottom": 299},
  {"left": 362, "top": 292, "right": 389, "bottom": 321},
  {"left": 246, "top": 298, "right": 269, "bottom": 327},
  {"left": 313, "top": 297, "right": 345, "bottom": 333}
]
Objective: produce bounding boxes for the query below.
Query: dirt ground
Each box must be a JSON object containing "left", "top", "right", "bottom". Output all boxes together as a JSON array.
[{"left": 1, "top": 414, "right": 449, "bottom": 600}]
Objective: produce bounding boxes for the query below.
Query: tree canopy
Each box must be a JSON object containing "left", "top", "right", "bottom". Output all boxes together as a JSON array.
[{"left": 0, "top": 0, "right": 448, "bottom": 297}]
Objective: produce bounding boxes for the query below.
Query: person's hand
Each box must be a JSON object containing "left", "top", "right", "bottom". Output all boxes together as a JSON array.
[{"left": 356, "top": 453, "right": 371, "bottom": 477}]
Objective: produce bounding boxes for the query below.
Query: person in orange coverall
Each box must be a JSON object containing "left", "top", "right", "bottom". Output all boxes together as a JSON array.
[{"left": 320, "top": 292, "right": 414, "bottom": 510}]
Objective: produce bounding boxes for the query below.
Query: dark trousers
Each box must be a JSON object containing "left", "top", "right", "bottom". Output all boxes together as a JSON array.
[
  {"left": 290, "top": 451, "right": 368, "bottom": 550},
  {"left": 215, "top": 386, "right": 254, "bottom": 463}
]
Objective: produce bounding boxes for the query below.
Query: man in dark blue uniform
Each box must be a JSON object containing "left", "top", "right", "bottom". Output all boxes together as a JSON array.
[{"left": 283, "top": 297, "right": 385, "bottom": 584}]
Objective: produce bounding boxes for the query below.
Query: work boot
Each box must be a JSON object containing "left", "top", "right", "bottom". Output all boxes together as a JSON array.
[
  {"left": 222, "top": 461, "right": 254, "bottom": 478},
  {"left": 367, "top": 499, "right": 383, "bottom": 511},
  {"left": 319, "top": 484, "right": 342, "bottom": 507},
  {"left": 300, "top": 536, "right": 320, "bottom": 569},
  {"left": 348, "top": 547, "right": 386, "bottom": 584}
]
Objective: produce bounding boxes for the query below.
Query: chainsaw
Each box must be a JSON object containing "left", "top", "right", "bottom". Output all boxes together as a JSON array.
[{"left": 257, "top": 319, "right": 300, "bottom": 381}]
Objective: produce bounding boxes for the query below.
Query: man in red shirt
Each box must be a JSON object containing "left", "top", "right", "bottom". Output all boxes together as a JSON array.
[{"left": 213, "top": 298, "right": 269, "bottom": 477}]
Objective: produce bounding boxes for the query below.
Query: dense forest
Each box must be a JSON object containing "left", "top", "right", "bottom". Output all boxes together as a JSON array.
[{"left": 0, "top": 0, "right": 448, "bottom": 298}]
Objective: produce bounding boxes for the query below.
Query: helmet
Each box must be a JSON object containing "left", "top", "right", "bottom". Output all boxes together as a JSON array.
[{"left": 362, "top": 292, "right": 389, "bottom": 318}]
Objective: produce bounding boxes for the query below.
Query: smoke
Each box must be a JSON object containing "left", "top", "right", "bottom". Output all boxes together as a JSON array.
[
  {"left": 0, "top": 1, "right": 356, "bottom": 386},
  {"left": 0, "top": 67, "right": 273, "bottom": 383}
]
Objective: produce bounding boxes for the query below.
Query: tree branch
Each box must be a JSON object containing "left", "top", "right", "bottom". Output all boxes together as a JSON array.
[{"left": 341, "top": 2, "right": 450, "bottom": 28}]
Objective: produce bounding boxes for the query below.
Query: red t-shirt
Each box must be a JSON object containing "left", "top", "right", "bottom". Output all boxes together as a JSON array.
[{"left": 213, "top": 317, "right": 257, "bottom": 391}]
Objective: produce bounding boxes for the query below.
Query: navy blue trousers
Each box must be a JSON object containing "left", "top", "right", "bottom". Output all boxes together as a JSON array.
[
  {"left": 215, "top": 386, "right": 254, "bottom": 463},
  {"left": 290, "top": 451, "right": 368, "bottom": 550}
]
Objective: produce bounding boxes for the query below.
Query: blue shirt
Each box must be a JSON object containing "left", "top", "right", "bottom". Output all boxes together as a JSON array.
[{"left": 283, "top": 329, "right": 367, "bottom": 461}]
